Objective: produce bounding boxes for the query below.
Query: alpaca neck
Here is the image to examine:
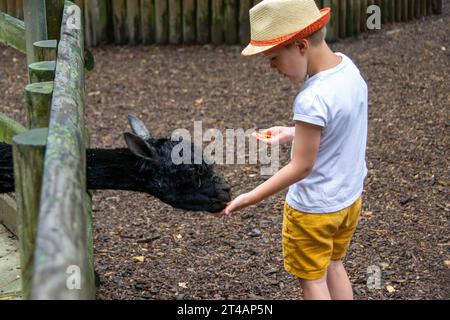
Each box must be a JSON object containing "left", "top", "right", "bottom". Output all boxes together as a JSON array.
[
  {"left": 0, "top": 144, "right": 14, "bottom": 193},
  {"left": 86, "top": 148, "right": 156, "bottom": 194},
  {"left": 0, "top": 144, "right": 158, "bottom": 195}
]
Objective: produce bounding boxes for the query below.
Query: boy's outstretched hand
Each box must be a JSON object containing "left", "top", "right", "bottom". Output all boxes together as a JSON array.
[
  {"left": 252, "top": 126, "right": 295, "bottom": 145},
  {"left": 217, "top": 193, "right": 251, "bottom": 216}
]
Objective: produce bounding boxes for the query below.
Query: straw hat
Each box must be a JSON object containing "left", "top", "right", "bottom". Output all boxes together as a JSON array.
[{"left": 242, "top": 0, "right": 331, "bottom": 56}]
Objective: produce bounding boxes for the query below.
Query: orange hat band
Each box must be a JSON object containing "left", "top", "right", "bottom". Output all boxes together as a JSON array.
[{"left": 249, "top": 8, "right": 331, "bottom": 47}]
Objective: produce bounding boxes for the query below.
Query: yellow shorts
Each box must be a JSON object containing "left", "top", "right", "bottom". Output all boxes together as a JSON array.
[{"left": 282, "top": 196, "right": 362, "bottom": 280}]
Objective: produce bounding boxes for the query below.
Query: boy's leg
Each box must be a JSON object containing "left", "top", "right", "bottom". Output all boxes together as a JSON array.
[
  {"left": 326, "top": 260, "right": 353, "bottom": 300},
  {"left": 299, "top": 274, "right": 331, "bottom": 300},
  {"left": 329, "top": 196, "right": 362, "bottom": 300}
]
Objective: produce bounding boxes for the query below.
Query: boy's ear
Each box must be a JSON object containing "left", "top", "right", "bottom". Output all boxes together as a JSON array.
[
  {"left": 294, "top": 39, "right": 309, "bottom": 53},
  {"left": 124, "top": 132, "right": 160, "bottom": 164}
]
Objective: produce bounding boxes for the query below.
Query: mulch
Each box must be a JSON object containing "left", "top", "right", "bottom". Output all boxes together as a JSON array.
[{"left": 0, "top": 4, "right": 448, "bottom": 300}]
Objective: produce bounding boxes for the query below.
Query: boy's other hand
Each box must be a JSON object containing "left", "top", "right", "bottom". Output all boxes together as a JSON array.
[{"left": 252, "top": 126, "right": 295, "bottom": 145}]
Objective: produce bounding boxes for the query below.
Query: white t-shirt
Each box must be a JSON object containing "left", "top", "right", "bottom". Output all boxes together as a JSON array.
[{"left": 286, "top": 52, "right": 368, "bottom": 213}]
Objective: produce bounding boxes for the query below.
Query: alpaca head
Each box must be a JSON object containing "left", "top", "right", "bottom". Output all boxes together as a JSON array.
[{"left": 123, "top": 115, "right": 231, "bottom": 213}]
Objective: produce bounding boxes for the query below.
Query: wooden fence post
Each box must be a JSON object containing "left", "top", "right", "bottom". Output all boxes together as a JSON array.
[
  {"left": 197, "top": 0, "right": 210, "bottom": 44},
  {"left": 126, "top": 0, "right": 141, "bottom": 45},
  {"left": 33, "top": 39, "right": 57, "bottom": 62},
  {"left": 23, "top": 0, "right": 47, "bottom": 66},
  {"left": 339, "top": 0, "right": 347, "bottom": 38},
  {"left": 353, "top": 0, "right": 361, "bottom": 37},
  {"left": 12, "top": 128, "right": 47, "bottom": 299},
  {"left": 224, "top": 0, "right": 237, "bottom": 44},
  {"left": 432, "top": 0, "right": 442, "bottom": 14},
  {"left": 211, "top": 0, "right": 224, "bottom": 45},
  {"left": 346, "top": 0, "right": 354, "bottom": 38},
  {"left": 28, "top": 61, "right": 56, "bottom": 84},
  {"left": 0, "top": 0, "right": 6, "bottom": 13},
  {"left": 155, "top": 0, "right": 168, "bottom": 44},
  {"left": 421, "top": 0, "right": 427, "bottom": 17},
  {"left": 169, "top": 0, "right": 181, "bottom": 44},
  {"left": 45, "top": 0, "right": 64, "bottom": 41},
  {"left": 239, "top": 0, "right": 251, "bottom": 45},
  {"left": 24, "top": 82, "right": 53, "bottom": 128},
  {"left": 6, "top": 0, "right": 15, "bottom": 17},
  {"left": 324, "top": 0, "right": 338, "bottom": 42},
  {"left": 182, "top": 0, "right": 196, "bottom": 44},
  {"left": 111, "top": 0, "right": 126, "bottom": 44},
  {"left": 140, "top": 0, "right": 155, "bottom": 44}
]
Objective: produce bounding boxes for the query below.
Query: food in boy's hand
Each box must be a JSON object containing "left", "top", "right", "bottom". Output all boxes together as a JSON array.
[{"left": 255, "top": 132, "right": 272, "bottom": 139}]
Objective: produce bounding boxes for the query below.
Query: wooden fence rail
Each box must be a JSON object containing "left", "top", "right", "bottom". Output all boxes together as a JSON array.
[
  {"left": 29, "top": 1, "right": 94, "bottom": 299},
  {"left": 0, "top": 0, "right": 443, "bottom": 47}
]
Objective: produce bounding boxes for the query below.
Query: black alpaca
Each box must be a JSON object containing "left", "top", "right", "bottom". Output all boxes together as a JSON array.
[{"left": 0, "top": 115, "right": 231, "bottom": 213}]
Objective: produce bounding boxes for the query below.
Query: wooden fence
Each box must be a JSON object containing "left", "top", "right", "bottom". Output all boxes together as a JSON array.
[
  {"left": 0, "top": 0, "right": 94, "bottom": 299},
  {"left": 0, "top": 0, "right": 444, "bottom": 46}
]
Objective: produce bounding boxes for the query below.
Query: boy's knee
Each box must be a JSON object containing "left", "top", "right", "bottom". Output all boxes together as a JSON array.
[
  {"left": 299, "top": 273, "right": 327, "bottom": 287},
  {"left": 327, "top": 259, "right": 343, "bottom": 272}
]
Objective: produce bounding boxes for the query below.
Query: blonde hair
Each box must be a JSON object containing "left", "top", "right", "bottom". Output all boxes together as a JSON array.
[
  {"left": 306, "top": 27, "right": 327, "bottom": 46},
  {"left": 285, "top": 27, "right": 327, "bottom": 49}
]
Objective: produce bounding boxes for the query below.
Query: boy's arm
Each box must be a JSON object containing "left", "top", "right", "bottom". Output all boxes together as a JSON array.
[{"left": 222, "top": 121, "right": 321, "bottom": 214}]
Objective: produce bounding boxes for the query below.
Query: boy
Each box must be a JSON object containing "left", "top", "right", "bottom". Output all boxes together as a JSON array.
[{"left": 221, "top": 0, "right": 368, "bottom": 300}]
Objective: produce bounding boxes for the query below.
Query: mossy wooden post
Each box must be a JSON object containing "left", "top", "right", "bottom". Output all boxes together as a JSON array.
[
  {"left": 33, "top": 39, "right": 57, "bottom": 62},
  {"left": 197, "top": 0, "right": 210, "bottom": 44},
  {"left": 432, "top": 0, "right": 442, "bottom": 14},
  {"left": 427, "top": 0, "right": 433, "bottom": 16},
  {"left": 45, "top": 0, "right": 64, "bottom": 41},
  {"left": 111, "top": 0, "right": 126, "bottom": 44},
  {"left": 30, "top": 2, "right": 94, "bottom": 300},
  {"left": 402, "top": 0, "right": 408, "bottom": 20},
  {"left": 338, "top": 0, "right": 346, "bottom": 38},
  {"left": 211, "top": 0, "right": 224, "bottom": 45},
  {"left": 168, "top": 0, "right": 181, "bottom": 44},
  {"left": 324, "top": 0, "right": 337, "bottom": 42},
  {"left": 239, "top": 0, "right": 251, "bottom": 45},
  {"left": 388, "top": 0, "right": 396, "bottom": 22},
  {"left": 182, "top": 0, "right": 196, "bottom": 44},
  {"left": 420, "top": 0, "right": 426, "bottom": 17},
  {"left": 408, "top": 0, "right": 415, "bottom": 20},
  {"left": 224, "top": 0, "right": 237, "bottom": 44},
  {"left": 126, "top": 0, "right": 140, "bottom": 45},
  {"left": 0, "top": 11, "right": 26, "bottom": 53},
  {"left": 421, "top": 0, "right": 427, "bottom": 16},
  {"left": 16, "top": 0, "right": 22, "bottom": 19},
  {"left": 28, "top": 61, "right": 56, "bottom": 84},
  {"left": 395, "top": 0, "right": 401, "bottom": 21},
  {"left": 24, "top": 82, "right": 53, "bottom": 128},
  {"left": 141, "top": 0, "right": 155, "bottom": 44},
  {"left": 381, "top": 0, "right": 388, "bottom": 23},
  {"left": 353, "top": 0, "right": 361, "bottom": 37},
  {"left": 346, "top": 0, "right": 354, "bottom": 38},
  {"left": 361, "top": 0, "right": 368, "bottom": 32},
  {"left": 23, "top": 0, "right": 47, "bottom": 65},
  {"left": 155, "top": 0, "right": 168, "bottom": 44},
  {"left": 12, "top": 128, "right": 47, "bottom": 300},
  {"left": 84, "top": 0, "right": 109, "bottom": 47},
  {"left": 6, "top": 0, "right": 15, "bottom": 17},
  {"left": 0, "top": 0, "right": 6, "bottom": 13}
]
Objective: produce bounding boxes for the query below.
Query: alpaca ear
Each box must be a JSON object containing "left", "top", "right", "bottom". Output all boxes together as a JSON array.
[
  {"left": 128, "top": 115, "right": 152, "bottom": 140},
  {"left": 124, "top": 132, "right": 160, "bottom": 164}
]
